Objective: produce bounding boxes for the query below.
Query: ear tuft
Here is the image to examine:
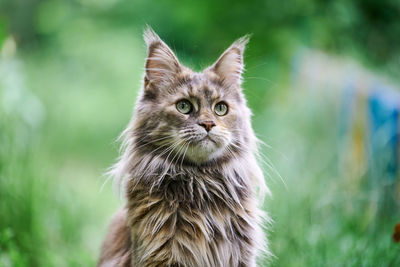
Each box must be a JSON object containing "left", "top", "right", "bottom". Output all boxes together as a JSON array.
[
  {"left": 211, "top": 35, "right": 250, "bottom": 87},
  {"left": 231, "top": 34, "right": 250, "bottom": 54},
  {"left": 143, "top": 25, "right": 162, "bottom": 48},
  {"left": 143, "top": 26, "right": 182, "bottom": 87}
]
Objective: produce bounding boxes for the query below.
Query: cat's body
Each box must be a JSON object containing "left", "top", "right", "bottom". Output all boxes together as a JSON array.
[{"left": 98, "top": 28, "right": 269, "bottom": 267}]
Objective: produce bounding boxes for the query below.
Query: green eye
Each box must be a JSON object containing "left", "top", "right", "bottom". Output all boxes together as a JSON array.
[
  {"left": 214, "top": 102, "right": 228, "bottom": 116},
  {"left": 176, "top": 99, "right": 192, "bottom": 114}
]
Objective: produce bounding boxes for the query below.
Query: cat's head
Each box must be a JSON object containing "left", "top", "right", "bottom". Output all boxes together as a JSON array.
[{"left": 132, "top": 27, "right": 255, "bottom": 165}]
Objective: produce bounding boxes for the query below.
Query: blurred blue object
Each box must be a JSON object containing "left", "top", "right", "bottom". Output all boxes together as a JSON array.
[
  {"left": 367, "top": 87, "right": 400, "bottom": 182},
  {"left": 366, "top": 86, "right": 400, "bottom": 214}
]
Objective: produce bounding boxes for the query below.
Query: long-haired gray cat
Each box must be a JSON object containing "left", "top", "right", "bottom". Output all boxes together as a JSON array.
[{"left": 98, "top": 27, "right": 270, "bottom": 267}]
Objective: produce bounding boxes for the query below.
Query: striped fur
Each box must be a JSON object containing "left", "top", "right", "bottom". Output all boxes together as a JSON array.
[{"left": 98, "top": 27, "right": 270, "bottom": 267}]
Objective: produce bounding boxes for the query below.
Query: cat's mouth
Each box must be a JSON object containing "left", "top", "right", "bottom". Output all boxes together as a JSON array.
[
  {"left": 204, "top": 135, "right": 217, "bottom": 144},
  {"left": 187, "top": 134, "right": 218, "bottom": 149},
  {"left": 187, "top": 133, "right": 217, "bottom": 145}
]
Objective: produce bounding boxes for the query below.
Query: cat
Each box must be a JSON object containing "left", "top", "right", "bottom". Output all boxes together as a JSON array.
[{"left": 98, "top": 27, "right": 270, "bottom": 267}]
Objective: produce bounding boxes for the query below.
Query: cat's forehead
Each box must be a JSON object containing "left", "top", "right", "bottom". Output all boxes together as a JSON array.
[{"left": 173, "top": 71, "right": 229, "bottom": 101}]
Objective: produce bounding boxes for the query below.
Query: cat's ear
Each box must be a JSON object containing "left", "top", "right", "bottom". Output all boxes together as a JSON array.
[
  {"left": 143, "top": 27, "right": 182, "bottom": 87},
  {"left": 210, "top": 35, "right": 249, "bottom": 87}
]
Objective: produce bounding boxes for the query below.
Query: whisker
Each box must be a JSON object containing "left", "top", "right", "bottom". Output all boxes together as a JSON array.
[
  {"left": 231, "top": 137, "right": 287, "bottom": 189},
  {"left": 131, "top": 135, "right": 173, "bottom": 152},
  {"left": 180, "top": 141, "right": 191, "bottom": 169}
]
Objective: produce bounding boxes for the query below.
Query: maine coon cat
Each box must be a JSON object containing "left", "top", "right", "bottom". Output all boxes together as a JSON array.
[{"left": 98, "top": 27, "right": 270, "bottom": 267}]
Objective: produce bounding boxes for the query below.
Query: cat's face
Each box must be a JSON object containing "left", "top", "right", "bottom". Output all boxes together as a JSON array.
[{"left": 133, "top": 28, "right": 252, "bottom": 165}]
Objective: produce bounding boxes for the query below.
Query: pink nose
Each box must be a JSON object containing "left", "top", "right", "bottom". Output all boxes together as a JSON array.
[{"left": 199, "top": 120, "right": 216, "bottom": 132}]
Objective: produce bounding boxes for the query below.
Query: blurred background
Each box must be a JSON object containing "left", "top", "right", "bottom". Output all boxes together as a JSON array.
[{"left": 1, "top": 0, "right": 400, "bottom": 266}]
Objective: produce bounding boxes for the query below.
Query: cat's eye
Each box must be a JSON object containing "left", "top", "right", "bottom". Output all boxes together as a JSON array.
[
  {"left": 176, "top": 99, "right": 192, "bottom": 114},
  {"left": 214, "top": 102, "right": 228, "bottom": 116}
]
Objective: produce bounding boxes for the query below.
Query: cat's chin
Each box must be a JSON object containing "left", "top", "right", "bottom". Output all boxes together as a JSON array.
[{"left": 183, "top": 139, "right": 226, "bottom": 164}]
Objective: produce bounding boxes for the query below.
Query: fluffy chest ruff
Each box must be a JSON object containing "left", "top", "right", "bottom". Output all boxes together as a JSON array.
[{"left": 126, "top": 166, "right": 264, "bottom": 267}]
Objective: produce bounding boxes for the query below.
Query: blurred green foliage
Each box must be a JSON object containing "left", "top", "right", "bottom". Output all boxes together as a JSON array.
[
  {"left": 1, "top": 0, "right": 400, "bottom": 78},
  {"left": 0, "top": 0, "right": 400, "bottom": 266}
]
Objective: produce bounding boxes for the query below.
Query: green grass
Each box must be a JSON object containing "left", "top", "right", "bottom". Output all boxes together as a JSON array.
[{"left": 1, "top": 23, "right": 399, "bottom": 266}]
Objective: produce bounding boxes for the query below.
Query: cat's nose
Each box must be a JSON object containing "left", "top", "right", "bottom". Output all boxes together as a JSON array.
[{"left": 199, "top": 120, "right": 216, "bottom": 132}]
